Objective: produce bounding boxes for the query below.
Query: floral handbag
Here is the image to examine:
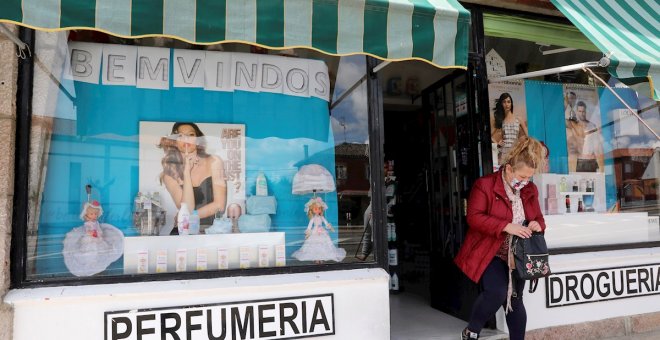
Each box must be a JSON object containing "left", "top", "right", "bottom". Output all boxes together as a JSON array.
[{"left": 512, "top": 230, "right": 551, "bottom": 292}]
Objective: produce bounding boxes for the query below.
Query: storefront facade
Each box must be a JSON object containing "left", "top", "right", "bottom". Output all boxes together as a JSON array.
[{"left": 1, "top": 1, "right": 659, "bottom": 339}]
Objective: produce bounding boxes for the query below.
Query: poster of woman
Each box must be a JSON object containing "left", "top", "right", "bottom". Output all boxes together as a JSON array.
[
  {"left": 139, "top": 121, "right": 246, "bottom": 234},
  {"left": 488, "top": 80, "right": 528, "bottom": 169},
  {"left": 563, "top": 85, "right": 604, "bottom": 172}
]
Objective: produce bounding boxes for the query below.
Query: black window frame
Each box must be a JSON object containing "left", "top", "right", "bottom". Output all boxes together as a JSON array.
[{"left": 10, "top": 27, "right": 388, "bottom": 288}]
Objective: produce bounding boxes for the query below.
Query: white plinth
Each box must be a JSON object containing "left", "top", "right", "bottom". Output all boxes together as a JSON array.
[{"left": 123, "top": 232, "right": 285, "bottom": 274}]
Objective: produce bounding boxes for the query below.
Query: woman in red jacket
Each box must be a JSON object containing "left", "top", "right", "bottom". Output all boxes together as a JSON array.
[{"left": 455, "top": 137, "right": 547, "bottom": 340}]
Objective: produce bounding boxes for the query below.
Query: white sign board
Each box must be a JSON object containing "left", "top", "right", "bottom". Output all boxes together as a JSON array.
[
  {"left": 547, "top": 263, "right": 660, "bottom": 307},
  {"left": 105, "top": 294, "right": 335, "bottom": 340}
]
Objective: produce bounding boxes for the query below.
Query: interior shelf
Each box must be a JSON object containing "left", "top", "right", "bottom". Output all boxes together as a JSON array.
[{"left": 559, "top": 191, "right": 594, "bottom": 195}]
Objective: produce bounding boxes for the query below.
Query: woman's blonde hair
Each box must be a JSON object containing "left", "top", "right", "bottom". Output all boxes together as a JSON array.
[{"left": 501, "top": 136, "right": 547, "bottom": 173}]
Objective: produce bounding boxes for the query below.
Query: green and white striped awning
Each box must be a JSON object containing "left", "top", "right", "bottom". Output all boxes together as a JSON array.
[
  {"left": 551, "top": 0, "right": 660, "bottom": 100},
  {"left": 0, "top": 0, "right": 471, "bottom": 69}
]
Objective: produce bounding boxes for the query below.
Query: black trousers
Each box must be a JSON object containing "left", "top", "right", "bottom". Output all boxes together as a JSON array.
[{"left": 467, "top": 257, "right": 527, "bottom": 340}]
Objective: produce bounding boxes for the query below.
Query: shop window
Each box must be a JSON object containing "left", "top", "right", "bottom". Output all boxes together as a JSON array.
[
  {"left": 484, "top": 19, "right": 660, "bottom": 250},
  {"left": 336, "top": 165, "right": 347, "bottom": 180},
  {"left": 23, "top": 31, "right": 376, "bottom": 281}
]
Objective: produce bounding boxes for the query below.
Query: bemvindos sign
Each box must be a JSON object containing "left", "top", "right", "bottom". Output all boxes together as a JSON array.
[
  {"left": 105, "top": 294, "right": 335, "bottom": 340},
  {"left": 65, "top": 42, "right": 330, "bottom": 102},
  {"left": 547, "top": 264, "right": 660, "bottom": 307}
]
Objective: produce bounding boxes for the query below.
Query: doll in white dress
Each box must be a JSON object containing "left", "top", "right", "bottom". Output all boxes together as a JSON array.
[
  {"left": 292, "top": 197, "right": 346, "bottom": 263},
  {"left": 62, "top": 201, "right": 124, "bottom": 276}
]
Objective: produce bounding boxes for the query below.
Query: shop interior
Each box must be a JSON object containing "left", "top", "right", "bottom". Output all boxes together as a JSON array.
[{"left": 377, "top": 60, "right": 490, "bottom": 337}]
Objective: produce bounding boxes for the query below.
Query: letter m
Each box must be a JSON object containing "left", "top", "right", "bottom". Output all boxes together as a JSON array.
[
  {"left": 231, "top": 306, "right": 254, "bottom": 339},
  {"left": 139, "top": 57, "right": 169, "bottom": 81}
]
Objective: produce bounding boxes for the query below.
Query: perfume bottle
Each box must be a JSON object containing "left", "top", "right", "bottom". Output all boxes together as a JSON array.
[
  {"left": 577, "top": 198, "right": 584, "bottom": 212},
  {"left": 559, "top": 177, "right": 568, "bottom": 192},
  {"left": 572, "top": 181, "right": 579, "bottom": 192},
  {"left": 565, "top": 195, "right": 571, "bottom": 213}
]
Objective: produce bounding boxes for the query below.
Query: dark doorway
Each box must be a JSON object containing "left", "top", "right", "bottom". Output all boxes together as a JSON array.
[
  {"left": 383, "top": 67, "right": 489, "bottom": 324},
  {"left": 384, "top": 107, "right": 434, "bottom": 299}
]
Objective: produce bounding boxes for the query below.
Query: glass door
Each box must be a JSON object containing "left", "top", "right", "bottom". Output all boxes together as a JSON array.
[{"left": 425, "top": 70, "right": 485, "bottom": 320}]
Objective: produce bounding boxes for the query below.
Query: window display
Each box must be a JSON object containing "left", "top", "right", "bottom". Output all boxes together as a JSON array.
[
  {"left": 26, "top": 31, "right": 372, "bottom": 280},
  {"left": 485, "top": 32, "right": 660, "bottom": 249}
]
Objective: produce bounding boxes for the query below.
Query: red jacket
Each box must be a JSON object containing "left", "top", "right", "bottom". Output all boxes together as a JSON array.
[{"left": 454, "top": 170, "right": 546, "bottom": 283}]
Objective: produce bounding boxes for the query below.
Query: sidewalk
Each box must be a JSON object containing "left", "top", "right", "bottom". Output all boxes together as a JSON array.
[
  {"left": 390, "top": 292, "right": 506, "bottom": 340},
  {"left": 390, "top": 292, "right": 659, "bottom": 340},
  {"left": 605, "top": 330, "right": 660, "bottom": 340}
]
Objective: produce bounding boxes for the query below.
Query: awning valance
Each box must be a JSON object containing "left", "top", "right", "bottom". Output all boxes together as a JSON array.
[
  {"left": 0, "top": 0, "right": 471, "bottom": 69},
  {"left": 551, "top": 0, "right": 660, "bottom": 100}
]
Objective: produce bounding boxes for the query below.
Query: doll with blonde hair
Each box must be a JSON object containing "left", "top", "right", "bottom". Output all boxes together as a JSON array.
[
  {"left": 292, "top": 197, "right": 346, "bottom": 263},
  {"left": 62, "top": 200, "right": 124, "bottom": 276}
]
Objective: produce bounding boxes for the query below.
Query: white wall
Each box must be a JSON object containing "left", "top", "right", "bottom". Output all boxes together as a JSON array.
[{"left": 4, "top": 268, "right": 390, "bottom": 340}]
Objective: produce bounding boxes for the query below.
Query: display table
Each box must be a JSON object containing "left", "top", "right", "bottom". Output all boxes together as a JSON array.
[
  {"left": 544, "top": 212, "right": 658, "bottom": 248},
  {"left": 123, "top": 232, "right": 286, "bottom": 274}
]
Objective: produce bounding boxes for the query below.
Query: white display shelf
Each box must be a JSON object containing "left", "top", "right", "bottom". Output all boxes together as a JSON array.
[
  {"left": 544, "top": 212, "right": 659, "bottom": 248},
  {"left": 559, "top": 191, "right": 594, "bottom": 195},
  {"left": 123, "top": 232, "right": 286, "bottom": 274}
]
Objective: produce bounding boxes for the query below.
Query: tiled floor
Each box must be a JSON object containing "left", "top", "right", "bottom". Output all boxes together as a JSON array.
[{"left": 390, "top": 292, "right": 506, "bottom": 340}]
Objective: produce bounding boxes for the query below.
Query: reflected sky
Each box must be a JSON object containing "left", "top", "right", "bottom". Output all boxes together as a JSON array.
[{"left": 330, "top": 56, "right": 369, "bottom": 145}]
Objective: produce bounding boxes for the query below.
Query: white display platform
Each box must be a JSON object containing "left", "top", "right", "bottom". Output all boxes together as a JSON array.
[
  {"left": 123, "top": 232, "right": 285, "bottom": 274},
  {"left": 544, "top": 212, "right": 659, "bottom": 248}
]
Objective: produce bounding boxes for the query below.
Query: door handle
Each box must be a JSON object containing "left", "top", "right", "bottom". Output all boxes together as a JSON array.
[{"left": 463, "top": 198, "right": 467, "bottom": 216}]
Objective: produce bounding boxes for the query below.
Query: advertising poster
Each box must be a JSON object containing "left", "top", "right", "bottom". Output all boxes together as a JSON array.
[
  {"left": 562, "top": 85, "right": 604, "bottom": 172},
  {"left": 139, "top": 122, "right": 246, "bottom": 234},
  {"left": 488, "top": 80, "right": 528, "bottom": 168}
]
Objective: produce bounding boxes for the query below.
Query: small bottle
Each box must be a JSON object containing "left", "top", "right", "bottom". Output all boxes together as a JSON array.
[
  {"left": 572, "top": 181, "right": 579, "bottom": 192},
  {"left": 189, "top": 210, "right": 201, "bottom": 235},
  {"left": 387, "top": 223, "right": 392, "bottom": 241},
  {"left": 565, "top": 195, "right": 571, "bottom": 213},
  {"left": 177, "top": 203, "right": 191, "bottom": 235},
  {"left": 391, "top": 272, "right": 399, "bottom": 291},
  {"left": 388, "top": 248, "right": 398, "bottom": 266},
  {"left": 256, "top": 172, "right": 268, "bottom": 196},
  {"left": 577, "top": 198, "right": 584, "bottom": 212},
  {"left": 559, "top": 177, "right": 568, "bottom": 192}
]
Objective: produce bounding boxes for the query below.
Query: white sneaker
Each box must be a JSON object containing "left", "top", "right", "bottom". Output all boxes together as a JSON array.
[{"left": 461, "top": 328, "right": 479, "bottom": 340}]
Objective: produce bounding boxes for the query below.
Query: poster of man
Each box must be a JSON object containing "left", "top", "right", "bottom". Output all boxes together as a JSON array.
[
  {"left": 563, "top": 85, "right": 604, "bottom": 172},
  {"left": 488, "top": 80, "right": 528, "bottom": 169},
  {"left": 139, "top": 121, "right": 246, "bottom": 234}
]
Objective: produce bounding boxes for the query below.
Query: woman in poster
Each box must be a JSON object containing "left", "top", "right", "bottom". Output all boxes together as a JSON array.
[
  {"left": 491, "top": 93, "right": 528, "bottom": 163},
  {"left": 159, "top": 122, "right": 227, "bottom": 233}
]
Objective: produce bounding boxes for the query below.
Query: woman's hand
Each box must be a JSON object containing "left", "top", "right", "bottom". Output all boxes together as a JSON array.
[
  {"left": 528, "top": 221, "right": 542, "bottom": 232},
  {"left": 182, "top": 152, "right": 197, "bottom": 177},
  {"left": 504, "top": 223, "right": 532, "bottom": 238}
]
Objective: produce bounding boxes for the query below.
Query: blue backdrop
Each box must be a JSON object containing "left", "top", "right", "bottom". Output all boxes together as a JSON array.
[{"left": 524, "top": 80, "right": 639, "bottom": 210}]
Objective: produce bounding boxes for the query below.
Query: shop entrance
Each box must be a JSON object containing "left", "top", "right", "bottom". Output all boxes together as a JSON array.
[{"left": 385, "top": 68, "right": 489, "bottom": 335}]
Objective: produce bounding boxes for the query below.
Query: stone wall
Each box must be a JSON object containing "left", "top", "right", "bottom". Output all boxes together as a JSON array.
[
  {"left": 0, "top": 22, "right": 18, "bottom": 340},
  {"left": 527, "top": 311, "right": 660, "bottom": 339}
]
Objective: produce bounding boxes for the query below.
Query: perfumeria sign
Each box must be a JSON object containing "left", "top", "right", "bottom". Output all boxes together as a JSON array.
[
  {"left": 547, "top": 264, "right": 660, "bottom": 307},
  {"left": 65, "top": 42, "right": 330, "bottom": 102},
  {"left": 105, "top": 294, "right": 335, "bottom": 340}
]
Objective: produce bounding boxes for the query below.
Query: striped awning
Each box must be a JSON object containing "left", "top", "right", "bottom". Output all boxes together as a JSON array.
[
  {"left": 0, "top": 0, "right": 471, "bottom": 69},
  {"left": 551, "top": 0, "right": 660, "bottom": 100}
]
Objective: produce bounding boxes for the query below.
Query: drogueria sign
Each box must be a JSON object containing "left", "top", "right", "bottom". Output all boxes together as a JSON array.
[{"left": 65, "top": 42, "right": 330, "bottom": 102}]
